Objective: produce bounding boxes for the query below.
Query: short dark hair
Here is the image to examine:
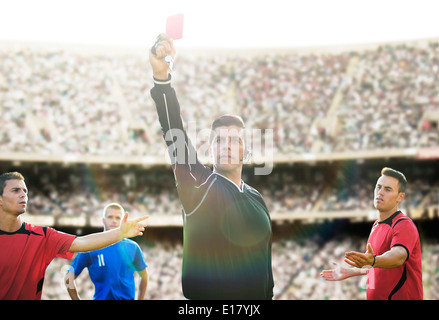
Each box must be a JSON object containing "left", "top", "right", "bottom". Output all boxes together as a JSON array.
[
  {"left": 211, "top": 115, "right": 245, "bottom": 130},
  {"left": 381, "top": 167, "right": 407, "bottom": 193},
  {"left": 0, "top": 172, "right": 25, "bottom": 195},
  {"left": 209, "top": 115, "right": 246, "bottom": 144}
]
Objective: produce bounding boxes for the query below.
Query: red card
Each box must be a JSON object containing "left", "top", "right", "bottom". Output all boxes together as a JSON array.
[{"left": 166, "top": 13, "right": 184, "bottom": 40}]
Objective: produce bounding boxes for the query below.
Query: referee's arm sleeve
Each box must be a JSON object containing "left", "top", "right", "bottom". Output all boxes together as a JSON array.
[
  {"left": 150, "top": 76, "right": 195, "bottom": 166},
  {"left": 150, "top": 77, "right": 212, "bottom": 213}
]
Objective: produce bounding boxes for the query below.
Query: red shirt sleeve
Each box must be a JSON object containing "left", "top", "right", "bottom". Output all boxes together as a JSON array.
[
  {"left": 390, "top": 219, "right": 419, "bottom": 260},
  {"left": 45, "top": 227, "right": 76, "bottom": 260}
]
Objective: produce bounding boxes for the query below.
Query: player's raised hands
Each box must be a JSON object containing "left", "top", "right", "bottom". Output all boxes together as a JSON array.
[
  {"left": 120, "top": 212, "right": 149, "bottom": 239},
  {"left": 69, "top": 212, "right": 149, "bottom": 253},
  {"left": 344, "top": 243, "right": 375, "bottom": 268},
  {"left": 149, "top": 33, "right": 176, "bottom": 80}
]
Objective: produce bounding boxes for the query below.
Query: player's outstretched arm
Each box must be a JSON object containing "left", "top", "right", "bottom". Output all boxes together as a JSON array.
[
  {"left": 320, "top": 261, "right": 367, "bottom": 281},
  {"left": 68, "top": 213, "right": 148, "bottom": 253},
  {"left": 345, "top": 243, "right": 407, "bottom": 269}
]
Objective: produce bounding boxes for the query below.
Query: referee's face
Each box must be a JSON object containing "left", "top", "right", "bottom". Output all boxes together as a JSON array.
[
  {"left": 211, "top": 125, "right": 245, "bottom": 170},
  {"left": 0, "top": 179, "right": 28, "bottom": 216}
]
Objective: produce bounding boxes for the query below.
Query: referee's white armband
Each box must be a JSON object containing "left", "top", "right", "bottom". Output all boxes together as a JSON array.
[{"left": 153, "top": 75, "right": 172, "bottom": 85}]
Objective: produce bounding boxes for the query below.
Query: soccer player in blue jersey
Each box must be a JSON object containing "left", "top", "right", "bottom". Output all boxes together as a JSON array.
[{"left": 65, "top": 203, "right": 148, "bottom": 300}]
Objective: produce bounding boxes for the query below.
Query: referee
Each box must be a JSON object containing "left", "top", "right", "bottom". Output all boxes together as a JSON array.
[
  {"left": 321, "top": 167, "right": 423, "bottom": 300},
  {"left": 149, "top": 34, "right": 274, "bottom": 300}
]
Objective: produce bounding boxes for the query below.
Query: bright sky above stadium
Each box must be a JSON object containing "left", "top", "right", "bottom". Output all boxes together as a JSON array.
[{"left": 0, "top": 0, "right": 438, "bottom": 49}]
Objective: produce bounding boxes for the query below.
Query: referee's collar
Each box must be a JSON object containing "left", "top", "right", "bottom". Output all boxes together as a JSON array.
[{"left": 213, "top": 172, "right": 245, "bottom": 193}]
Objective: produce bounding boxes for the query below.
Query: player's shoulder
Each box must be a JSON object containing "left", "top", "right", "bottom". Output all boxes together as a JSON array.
[
  {"left": 392, "top": 211, "right": 413, "bottom": 223},
  {"left": 391, "top": 211, "right": 417, "bottom": 230},
  {"left": 120, "top": 238, "right": 144, "bottom": 255},
  {"left": 379, "top": 211, "right": 412, "bottom": 227},
  {"left": 0, "top": 222, "right": 44, "bottom": 237},
  {"left": 23, "top": 222, "right": 49, "bottom": 236},
  {"left": 121, "top": 238, "right": 141, "bottom": 248},
  {"left": 121, "top": 238, "right": 136, "bottom": 244}
]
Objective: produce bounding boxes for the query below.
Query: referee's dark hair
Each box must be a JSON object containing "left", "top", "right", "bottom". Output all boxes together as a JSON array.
[
  {"left": 209, "top": 115, "right": 246, "bottom": 144},
  {"left": 0, "top": 172, "right": 25, "bottom": 195},
  {"left": 381, "top": 167, "right": 407, "bottom": 193}
]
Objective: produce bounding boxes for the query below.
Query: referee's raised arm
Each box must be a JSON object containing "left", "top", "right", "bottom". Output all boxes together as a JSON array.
[
  {"left": 148, "top": 34, "right": 212, "bottom": 215},
  {"left": 149, "top": 34, "right": 186, "bottom": 162}
]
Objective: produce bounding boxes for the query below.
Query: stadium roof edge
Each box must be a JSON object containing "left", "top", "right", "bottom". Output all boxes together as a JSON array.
[{"left": 1, "top": 36, "right": 439, "bottom": 56}]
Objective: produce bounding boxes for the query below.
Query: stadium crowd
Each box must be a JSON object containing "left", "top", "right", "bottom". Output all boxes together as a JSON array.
[
  {"left": 1, "top": 41, "right": 438, "bottom": 158},
  {"left": 327, "top": 44, "right": 439, "bottom": 152}
]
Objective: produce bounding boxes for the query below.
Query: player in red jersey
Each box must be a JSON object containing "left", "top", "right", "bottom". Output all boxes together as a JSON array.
[
  {"left": 321, "top": 167, "right": 423, "bottom": 300},
  {"left": 0, "top": 172, "right": 149, "bottom": 300}
]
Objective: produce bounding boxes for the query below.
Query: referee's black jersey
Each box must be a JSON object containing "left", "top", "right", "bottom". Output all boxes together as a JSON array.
[{"left": 151, "top": 76, "right": 274, "bottom": 299}]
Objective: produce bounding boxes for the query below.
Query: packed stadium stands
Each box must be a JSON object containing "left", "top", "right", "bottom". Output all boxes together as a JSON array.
[
  {"left": 1, "top": 40, "right": 438, "bottom": 160},
  {"left": 0, "top": 38, "right": 438, "bottom": 299}
]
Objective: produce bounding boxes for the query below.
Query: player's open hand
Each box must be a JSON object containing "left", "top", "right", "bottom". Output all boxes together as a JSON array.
[
  {"left": 320, "top": 262, "right": 352, "bottom": 281},
  {"left": 149, "top": 33, "right": 176, "bottom": 80},
  {"left": 344, "top": 243, "right": 375, "bottom": 268},
  {"left": 120, "top": 212, "right": 149, "bottom": 239}
]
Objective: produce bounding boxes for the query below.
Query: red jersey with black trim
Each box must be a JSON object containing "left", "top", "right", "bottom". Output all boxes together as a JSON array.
[
  {"left": 0, "top": 222, "right": 76, "bottom": 300},
  {"left": 366, "top": 211, "right": 423, "bottom": 300}
]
